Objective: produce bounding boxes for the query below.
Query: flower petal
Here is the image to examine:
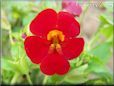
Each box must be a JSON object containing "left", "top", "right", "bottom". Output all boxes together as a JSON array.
[
  {"left": 57, "top": 11, "right": 80, "bottom": 38},
  {"left": 40, "top": 52, "right": 70, "bottom": 75},
  {"left": 61, "top": 38, "right": 84, "bottom": 60},
  {"left": 30, "top": 9, "right": 57, "bottom": 38},
  {"left": 24, "top": 36, "right": 50, "bottom": 64}
]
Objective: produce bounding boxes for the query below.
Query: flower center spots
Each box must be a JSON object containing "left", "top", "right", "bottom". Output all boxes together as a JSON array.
[{"left": 47, "top": 30, "right": 65, "bottom": 54}]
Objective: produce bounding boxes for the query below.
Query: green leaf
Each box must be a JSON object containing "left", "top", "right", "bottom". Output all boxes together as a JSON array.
[
  {"left": 2, "top": 56, "right": 29, "bottom": 75},
  {"left": 44, "top": 0, "right": 56, "bottom": 8},
  {"left": 1, "top": 10, "right": 11, "bottom": 30},
  {"left": 22, "top": 13, "right": 35, "bottom": 26},
  {"left": 85, "top": 78, "right": 110, "bottom": 85},
  {"left": 85, "top": 56, "right": 113, "bottom": 84},
  {"left": 76, "top": 64, "right": 88, "bottom": 73},
  {"left": 103, "top": 2, "right": 113, "bottom": 13},
  {"left": 70, "top": 58, "right": 80, "bottom": 68},
  {"left": 1, "top": 58, "right": 22, "bottom": 73},
  {"left": 2, "top": 30, "right": 12, "bottom": 57},
  {"left": 49, "top": 75, "right": 65, "bottom": 84},
  {"left": 100, "top": 24, "right": 113, "bottom": 38},
  {"left": 99, "top": 24, "right": 113, "bottom": 44},
  {"left": 86, "top": 55, "right": 107, "bottom": 72},
  {"left": 99, "top": 14, "right": 113, "bottom": 25},
  {"left": 65, "top": 73, "right": 88, "bottom": 84},
  {"left": 90, "top": 43, "right": 112, "bottom": 63},
  {"left": 96, "top": 72, "right": 113, "bottom": 84},
  {"left": 64, "top": 64, "right": 89, "bottom": 84},
  {"left": 19, "top": 57, "right": 29, "bottom": 74},
  {"left": 2, "top": 70, "right": 14, "bottom": 84},
  {"left": 11, "top": 43, "right": 21, "bottom": 60}
]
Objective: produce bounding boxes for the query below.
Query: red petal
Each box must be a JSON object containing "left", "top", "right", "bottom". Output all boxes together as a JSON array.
[
  {"left": 57, "top": 12, "right": 80, "bottom": 37},
  {"left": 24, "top": 36, "right": 50, "bottom": 64},
  {"left": 30, "top": 9, "right": 57, "bottom": 38},
  {"left": 61, "top": 38, "right": 84, "bottom": 60},
  {"left": 40, "top": 52, "right": 70, "bottom": 75}
]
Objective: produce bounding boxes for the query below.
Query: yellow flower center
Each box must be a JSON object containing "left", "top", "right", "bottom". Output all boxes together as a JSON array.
[{"left": 47, "top": 30, "right": 65, "bottom": 54}]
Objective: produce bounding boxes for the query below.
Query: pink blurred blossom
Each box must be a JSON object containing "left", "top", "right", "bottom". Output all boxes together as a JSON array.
[
  {"left": 62, "top": 0, "right": 82, "bottom": 17},
  {"left": 22, "top": 33, "right": 27, "bottom": 39}
]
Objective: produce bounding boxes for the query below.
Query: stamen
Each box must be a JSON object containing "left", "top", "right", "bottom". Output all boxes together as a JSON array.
[
  {"left": 56, "top": 44, "right": 63, "bottom": 54},
  {"left": 48, "top": 44, "right": 55, "bottom": 54},
  {"left": 47, "top": 30, "right": 64, "bottom": 54}
]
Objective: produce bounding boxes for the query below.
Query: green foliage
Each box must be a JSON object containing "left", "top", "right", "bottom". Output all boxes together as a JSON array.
[
  {"left": 90, "top": 43, "right": 112, "bottom": 63},
  {"left": 64, "top": 64, "right": 89, "bottom": 84},
  {"left": 1, "top": 0, "right": 113, "bottom": 85}
]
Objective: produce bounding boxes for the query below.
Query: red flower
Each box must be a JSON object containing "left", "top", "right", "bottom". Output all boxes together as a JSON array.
[{"left": 24, "top": 9, "right": 84, "bottom": 75}]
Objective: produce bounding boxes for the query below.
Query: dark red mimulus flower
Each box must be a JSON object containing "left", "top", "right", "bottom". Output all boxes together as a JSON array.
[{"left": 24, "top": 9, "right": 84, "bottom": 75}]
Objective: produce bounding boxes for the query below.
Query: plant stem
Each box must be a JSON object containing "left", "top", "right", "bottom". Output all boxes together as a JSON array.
[
  {"left": 9, "top": 29, "right": 14, "bottom": 45},
  {"left": 80, "top": 0, "right": 91, "bottom": 25},
  {"left": 43, "top": 75, "right": 48, "bottom": 85},
  {"left": 11, "top": 73, "right": 19, "bottom": 84},
  {"left": 26, "top": 74, "right": 32, "bottom": 85}
]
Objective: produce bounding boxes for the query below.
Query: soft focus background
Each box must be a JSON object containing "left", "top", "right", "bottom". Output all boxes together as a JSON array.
[{"left": 1, "top": 0, "right": 113, "bottom": 85}]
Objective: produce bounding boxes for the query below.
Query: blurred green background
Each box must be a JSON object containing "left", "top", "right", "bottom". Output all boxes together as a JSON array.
[{"left": 1, "top": 0, "right": 113, "bottom": 85}]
